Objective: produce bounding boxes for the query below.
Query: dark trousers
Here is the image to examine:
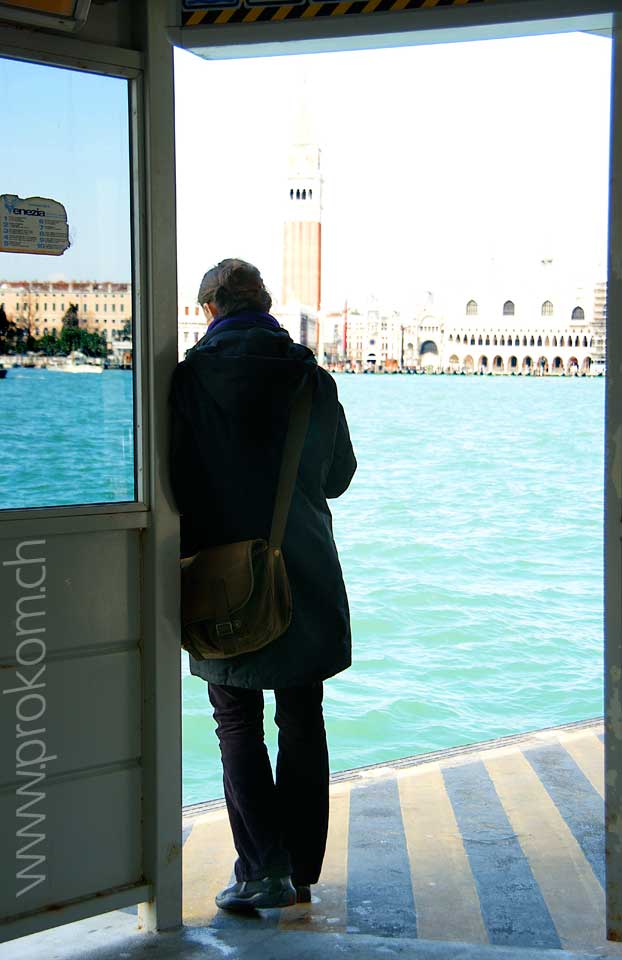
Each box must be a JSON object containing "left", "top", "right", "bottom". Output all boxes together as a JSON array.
[{"left": 207, "top": 681, "right": 329, "bottom": 884}]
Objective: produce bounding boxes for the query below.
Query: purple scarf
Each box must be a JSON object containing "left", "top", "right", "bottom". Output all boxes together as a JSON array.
[{"left": 207, "top": 310, "right": 281, "bottom": 335}]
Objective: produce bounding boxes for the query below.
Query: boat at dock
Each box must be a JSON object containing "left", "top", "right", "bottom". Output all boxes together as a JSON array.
[{"left": 47, "top": 351, "right": 104, "bottom": 374}]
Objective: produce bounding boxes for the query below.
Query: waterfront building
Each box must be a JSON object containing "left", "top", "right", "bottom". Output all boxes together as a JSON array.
[
  {"left": 0, "top": 279, "right": 131, "bottom": 347},
  {"left": 273, "top": 302, "right": 319, "bottom": 353},
  {"left": 1, "top": 268, "right": 601, "bottom": 377},
  {"left": 110, "top": 338, "right": 133, "bottom": 369},
  {"left": 320, "top": 305, "right": 348, "bottom": 367},
  {"left": 321, "top": 264, "right": 606, "bottom": 374},
  {"left": 415, "top": 263, "right": 605, "bottom": 374},
  {"left": 346, "top": 301, "right": 403, "bottom": 370},
  {"left": 178, "top": 298, "right": 207, "bottom": 359},
  {"left": 320, "top": 301, "right": 416, "bottom": 371},
  {"left": 592, "top": 279, "right": 607, "bottom": 365}
]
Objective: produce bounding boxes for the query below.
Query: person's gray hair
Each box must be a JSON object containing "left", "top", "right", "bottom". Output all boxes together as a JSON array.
[{"left": 197, "top": 258, "right": 272, "bottom": 317}]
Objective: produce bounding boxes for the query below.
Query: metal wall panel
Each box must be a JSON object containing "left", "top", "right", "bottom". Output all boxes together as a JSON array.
[
  {"left": 0, "top": 650, "right": 141, "bottom": 776},
  {"left": 0, "top": 767, "right": 142, "bottom": 918},
  {"left": 0, "top": 530, "right": 140, "bottom": 656},
  {"left": 0, "top": 529, "right": 143, "bottom": 924}
]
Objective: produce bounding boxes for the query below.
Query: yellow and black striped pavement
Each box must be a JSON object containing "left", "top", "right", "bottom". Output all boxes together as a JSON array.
[{"left": 181, "top": 718, "right": 622, "bottom": 955}]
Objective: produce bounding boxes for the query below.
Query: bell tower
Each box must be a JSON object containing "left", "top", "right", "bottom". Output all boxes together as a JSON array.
[{"left": 282, "top": 111, "right": 323, "bottom": 312}]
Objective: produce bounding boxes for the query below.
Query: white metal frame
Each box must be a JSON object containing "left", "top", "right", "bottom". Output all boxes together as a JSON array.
[
  {"left": 135, "top": 0, "right": 183, "bottom": 934},
  {"left": 173, "top": 0, "right": 622, "bottom": 940},
  {"left": 0, "top": 2, "right": 182, "bottom": 941},
  {"left": 605, "top": 11, "right": 622, "bottom": 942}
]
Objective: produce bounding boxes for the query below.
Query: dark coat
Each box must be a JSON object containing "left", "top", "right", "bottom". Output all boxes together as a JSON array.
[{"left": 168, "top": 317, "right": 357, "bottom": 689}]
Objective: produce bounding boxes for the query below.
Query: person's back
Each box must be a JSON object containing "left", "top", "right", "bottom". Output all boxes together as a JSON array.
[{"left": 169, "top": 258, "right": 356, "bottom": 910}]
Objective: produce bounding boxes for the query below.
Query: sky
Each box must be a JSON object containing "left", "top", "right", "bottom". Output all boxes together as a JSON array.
[
  {"left": 174, "top": 31, "right": 612, "bottom": 311},
  {"left": 0, "top": 58, "right": 132, "bottom": 283},
  {"left": 0, "top": 30, "right": 613, "bottom": 312}
]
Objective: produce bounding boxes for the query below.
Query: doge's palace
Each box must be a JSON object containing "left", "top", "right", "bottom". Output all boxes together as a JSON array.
[{"left": 411, "top": 262, "right": 605, "bottom": 375}]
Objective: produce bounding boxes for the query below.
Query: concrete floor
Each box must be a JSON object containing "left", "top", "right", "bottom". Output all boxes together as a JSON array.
[
  {"left": 1, "top": 718, "right": 619, "bottom": 960},
  {"left": 0, "top": 912, "right": 616, "bottom": 960}
]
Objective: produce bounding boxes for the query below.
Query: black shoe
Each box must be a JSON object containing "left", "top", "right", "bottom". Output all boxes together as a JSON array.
[
  {"left": 215, "top": 876, "right": 297, "bottom": 912},
  {"left": 295, "top": 884, "right": 311, "bottom": 903}
]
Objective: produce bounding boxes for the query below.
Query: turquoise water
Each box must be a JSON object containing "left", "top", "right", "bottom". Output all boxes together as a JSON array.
[
  {"left": 0, "top": 368, "right": 135, "bottom": 508},
  {"left": 0, "top": 368, "right": 605, "bottom": 806},
  {"left": 183, "top": 374, "right": 605, "bottom": 805}
]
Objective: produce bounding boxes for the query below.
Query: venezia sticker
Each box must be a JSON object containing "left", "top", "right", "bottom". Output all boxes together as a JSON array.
[{"left": 0, "top": 194, "right": 69, "bottom": 257}]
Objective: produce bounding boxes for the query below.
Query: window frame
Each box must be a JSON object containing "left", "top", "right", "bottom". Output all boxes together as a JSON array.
[{"left": 0, "top": 47, "right": 147, "bottom": 523}]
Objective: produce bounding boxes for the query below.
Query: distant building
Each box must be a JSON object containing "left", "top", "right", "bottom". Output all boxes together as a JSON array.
[
  {"left": 319, "top": 264, "right": 606, "bottom": 375},
  {"left": 592, "top": 280, "right": 607, "bottom": 365},
  {"left": 345, "top": 303, "right": 403, "bottom": 370},
  {"left": 320, "top": 306, "right": 348, "bottom": 367},
  {"left": 275, "top": 102, "right": 322, "bottom": 356},
  {"left": 319, "top": 301, "right": 405, "bottom": 371},
  {"left": 110, "top": 339, "right": 133, "bottom": 369},
  {"left": 273, "top": 303, "right": 319, "bottom": 354},
  {"left": 175, "top": 114, "right": 324, "bottom": 363},
  {"left": 282, "top": 129, "right": 322, "bottom": 315},
  {"left": 0, "top": 280, "right": 131, "bottom": 347},
  {"left": 178, "top": 298, "right": 207, "bottom": 359},
  {"left": 417, "top": 266, "right": 605, "bottom": 374}
]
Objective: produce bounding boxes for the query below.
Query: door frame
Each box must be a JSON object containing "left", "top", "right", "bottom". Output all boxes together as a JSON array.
[{"left": 172, "top": 0, "right": 622, "bottom": 940}]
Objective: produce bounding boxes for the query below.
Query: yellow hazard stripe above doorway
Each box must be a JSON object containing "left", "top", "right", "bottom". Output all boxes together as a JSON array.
[{"left": 181, "top": 0, "right": 496, "bottom": 28}]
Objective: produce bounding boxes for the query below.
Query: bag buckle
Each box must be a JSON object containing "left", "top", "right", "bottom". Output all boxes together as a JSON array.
[{"left": 216, "top": 621, "right": 234, "bottom": 638}]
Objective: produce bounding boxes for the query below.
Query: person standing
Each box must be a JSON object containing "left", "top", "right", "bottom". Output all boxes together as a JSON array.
[{"left": 169, "top": 259, "right": 357, "bottom": 911}]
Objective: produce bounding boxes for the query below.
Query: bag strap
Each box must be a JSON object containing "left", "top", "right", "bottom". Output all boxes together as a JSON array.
[{"left": 269, "top": 376, "right": 313, "bottom": 549}]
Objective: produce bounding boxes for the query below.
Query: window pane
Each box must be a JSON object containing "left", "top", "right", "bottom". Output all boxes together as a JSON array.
[{"left": 0, "top": 59, "right": 136, "bottom": 509}]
